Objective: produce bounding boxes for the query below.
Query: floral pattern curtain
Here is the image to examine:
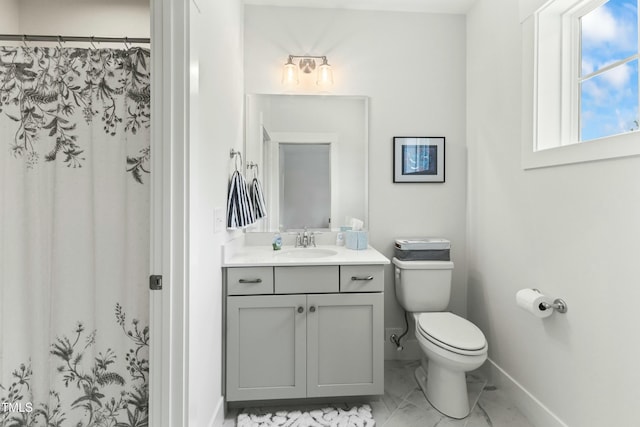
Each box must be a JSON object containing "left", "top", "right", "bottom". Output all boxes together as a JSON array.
[{"left": 0, "top": 47, "right": 150, "bottom": 427}]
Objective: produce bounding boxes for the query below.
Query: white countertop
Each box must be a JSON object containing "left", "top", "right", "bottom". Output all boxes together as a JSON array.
[{"left": 223, "top": 244, "right": 390, "bottom": 267}]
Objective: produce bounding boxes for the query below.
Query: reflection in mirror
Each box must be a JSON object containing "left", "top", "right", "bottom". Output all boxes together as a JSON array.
[
  {"left": 279, "top": 143, "right": 330, "bottom": 229},
  {"left": 245, "top": 94, "right": 368, "bottom": 232}
]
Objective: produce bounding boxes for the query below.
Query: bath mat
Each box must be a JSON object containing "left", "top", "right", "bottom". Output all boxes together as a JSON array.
[{"left": 236, "top": 404, "right": 375, "bottom": 427}]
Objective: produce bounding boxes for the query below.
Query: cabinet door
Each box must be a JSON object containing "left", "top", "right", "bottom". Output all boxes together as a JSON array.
[
  {"left": 226, "top": 295, "right": 307, "bottom": 401},
  {"left": 306, "top": 293, "right": 384, "bottom": 397}
]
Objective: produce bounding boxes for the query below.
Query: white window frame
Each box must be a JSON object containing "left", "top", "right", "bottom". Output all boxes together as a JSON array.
[{"left": 521, "top": 0, "right": 640, "bottom": 169}]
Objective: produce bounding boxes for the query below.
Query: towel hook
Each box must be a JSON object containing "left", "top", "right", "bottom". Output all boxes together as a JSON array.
[
  {"left": 247, "top": 161, "right": 259, "bottom": 178},
  {"left": 230, "top": 149, "right": 243, "bottom": 171}
]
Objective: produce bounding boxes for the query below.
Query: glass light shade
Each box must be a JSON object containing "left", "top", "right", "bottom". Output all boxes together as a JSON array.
[
  {"left": 282, "top": 61, "right": 299, "bottom": 85},
  {"left": 316, "top": 61, "right": 333, "bottom": 86}
]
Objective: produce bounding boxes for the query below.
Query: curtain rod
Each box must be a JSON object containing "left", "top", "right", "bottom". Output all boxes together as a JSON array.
[{"left": 0, "top": 34, "right": 150, "bottom": 44}]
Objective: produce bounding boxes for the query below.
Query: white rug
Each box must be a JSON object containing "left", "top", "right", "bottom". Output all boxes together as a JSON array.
[{"left": 236, "top": 404, "right": 375, "bottom": 427}]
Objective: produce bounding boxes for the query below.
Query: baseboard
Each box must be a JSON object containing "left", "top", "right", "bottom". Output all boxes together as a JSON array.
[
  {"left": 209, "top": 396, "right": 225, "bottom": 427},
  {"left": 486, "top": 358, "right": 568, "bottom": 427}
]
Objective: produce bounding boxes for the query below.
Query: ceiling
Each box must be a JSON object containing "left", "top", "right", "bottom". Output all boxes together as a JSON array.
[{"left": 243, "top": 0, "right": 477, "bottom": 14}]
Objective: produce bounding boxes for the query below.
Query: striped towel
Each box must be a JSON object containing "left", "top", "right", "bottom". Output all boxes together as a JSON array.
[
  {"left": 250, "top": 177, "right": 267, "bottom": 220},
  {"left": 227, "top": 171, "right": 256, "bottom": 229}
]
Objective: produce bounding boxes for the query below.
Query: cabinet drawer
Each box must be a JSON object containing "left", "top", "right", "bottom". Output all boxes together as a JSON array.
[
  {"left": 275, "top": 266, "right": 339, "bottom": 294},
  {"left": 227, "top": 267, "right": 274, "bottom": 295},
  {"left": 340, "top": 265, "right": 384, "bottom": 293}
]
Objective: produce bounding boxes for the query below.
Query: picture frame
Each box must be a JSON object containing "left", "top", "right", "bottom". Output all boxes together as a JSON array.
[{"left": 393, "top": 137, "right": 445, "bottom": 183}]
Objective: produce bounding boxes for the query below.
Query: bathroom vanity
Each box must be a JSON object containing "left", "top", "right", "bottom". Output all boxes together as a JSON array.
[{"left": 223, "top": 240, "right": 389, "bottom": 402}]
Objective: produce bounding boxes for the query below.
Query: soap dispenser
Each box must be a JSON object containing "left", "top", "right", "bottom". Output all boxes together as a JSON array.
[{"left": 272, "top": 232, "right": 282, "bottom": 250}]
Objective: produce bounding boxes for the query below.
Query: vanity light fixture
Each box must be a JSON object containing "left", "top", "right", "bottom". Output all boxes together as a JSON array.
[{"left": 282, "top": 55, "right": 333, "bottom": 87}]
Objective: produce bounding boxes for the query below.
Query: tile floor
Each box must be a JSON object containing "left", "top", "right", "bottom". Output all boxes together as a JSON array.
[
  {"left": 224, "top": 360, "right": 534, "bottom": 427},
  {"left": 373, "top": 360, "right": 533, "bottom": 427}
]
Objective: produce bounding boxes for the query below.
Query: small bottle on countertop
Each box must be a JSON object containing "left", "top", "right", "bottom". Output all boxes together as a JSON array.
[
  {"left": 336, "top": 232, "right": 345, "bottom": 246},
  {"left": 272, "top": 233, "right": 283, "bottom": 250}
]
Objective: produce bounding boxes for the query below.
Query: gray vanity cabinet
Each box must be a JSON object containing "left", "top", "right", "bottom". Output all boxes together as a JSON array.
[
  {"left": 225, "top": 265, "right": 384, "bottom": 402},
  {"left": 226, "top": 294, "right": 307, "bottom": 401},
  {"left": 306, "top": 292, "right": 383, "bottom": 397}
]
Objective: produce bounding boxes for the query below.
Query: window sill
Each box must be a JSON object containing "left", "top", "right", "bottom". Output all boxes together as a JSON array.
[{"left": 521, "top": 131, "right": 640, "bottom": 170}]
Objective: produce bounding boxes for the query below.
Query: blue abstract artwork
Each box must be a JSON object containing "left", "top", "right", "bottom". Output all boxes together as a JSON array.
[{"left": 402, "top": 145, "right": 438, "bottom": 175}]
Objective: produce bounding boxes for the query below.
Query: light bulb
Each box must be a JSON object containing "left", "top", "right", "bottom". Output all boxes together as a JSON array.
[
  {"left": 316, "top": 57, "right": 333, "bottom": 87},
  {"left": 282, "top": 57, "right": 299, "bottom": 85}
]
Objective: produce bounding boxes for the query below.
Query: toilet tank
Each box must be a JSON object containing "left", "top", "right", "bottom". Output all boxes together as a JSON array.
[{"left": 392, "top": 257, "right": 454, "bottom": 312}]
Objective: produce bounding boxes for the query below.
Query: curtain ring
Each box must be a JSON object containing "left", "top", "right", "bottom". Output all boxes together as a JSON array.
[
  {"left": 90, "top": 36, "right": 97, "bottom": 50},
  {"left": 57, "top": 35, "right": 63, "bottom": 49},
  {"left": 124, "top": 37, "right": 131, "bottom": 50},
  {"left": 21, "top": 35, "right": 28, "bottom": 49}
]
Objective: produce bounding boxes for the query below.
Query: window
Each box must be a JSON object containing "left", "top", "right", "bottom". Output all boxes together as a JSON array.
[
  {"left": 578, "top": 0, "right": 638, "bottom": 142},
  {"left": 521, "top": 0, "right": 640, "bottom": 169}
]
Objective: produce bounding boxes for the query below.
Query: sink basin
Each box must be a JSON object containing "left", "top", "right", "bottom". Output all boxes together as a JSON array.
[{"left": 276, "top": 248, "right": 338, "bottom": 259}]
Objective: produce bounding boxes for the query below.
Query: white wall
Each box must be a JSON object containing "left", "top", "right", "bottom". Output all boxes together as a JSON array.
[
  {"left": 245, "top": 6, "right": 467, "bottom": 359},
  {"left": 467, "top": 0, "right": 640, "bottom": 426},
  {"left": 17, "top": 0, "right": 149, "bottom": 38},
  {"left": 188, "top": 0, "right": 244, "bottom": 426}
]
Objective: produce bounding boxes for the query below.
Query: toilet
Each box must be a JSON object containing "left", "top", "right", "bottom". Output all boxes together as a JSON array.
[{"left": 393, "top": 256, "right": 488, "bottom": 419}]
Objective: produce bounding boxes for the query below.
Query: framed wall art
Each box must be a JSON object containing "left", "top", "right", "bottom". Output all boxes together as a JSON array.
[{"left": 393, "top": 136, "right": 445, "bottom": 183}]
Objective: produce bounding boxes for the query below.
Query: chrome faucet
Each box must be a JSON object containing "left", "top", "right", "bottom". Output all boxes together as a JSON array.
[{"left": 295, "top": 227, "right": 316, "bottom": 248}]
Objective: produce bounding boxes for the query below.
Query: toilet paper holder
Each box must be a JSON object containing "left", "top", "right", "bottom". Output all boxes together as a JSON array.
[{"left": 533, "top": 289, "right": 568, "bottom": 313}]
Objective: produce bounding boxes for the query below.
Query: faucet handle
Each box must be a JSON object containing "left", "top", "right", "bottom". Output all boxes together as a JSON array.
[
  {"left": 293, "top": 232, "right": 302, "bottom": 248},
  {"left": 309, "top": 232, "right": 317, "bottom": 247}
]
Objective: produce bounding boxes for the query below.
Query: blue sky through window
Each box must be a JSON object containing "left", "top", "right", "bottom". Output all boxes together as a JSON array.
[{"left": 580, "top": 0, "right": 639, "bottom": 141}]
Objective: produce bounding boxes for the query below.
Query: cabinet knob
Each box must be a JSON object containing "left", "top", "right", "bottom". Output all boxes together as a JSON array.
[
  {"left": 309, "top": 306, "right": 316, "bottom": 313},
  {"left": 297, "top": 306, "right": 304, "bottom": 313}
]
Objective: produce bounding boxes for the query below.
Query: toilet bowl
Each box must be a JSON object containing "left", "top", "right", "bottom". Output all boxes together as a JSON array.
[
  {"left": 392, "top": 255, "right": 488, "bottom": 419},
  {"left": 413, "top": 312, "right": 487, "bottom": 419}
]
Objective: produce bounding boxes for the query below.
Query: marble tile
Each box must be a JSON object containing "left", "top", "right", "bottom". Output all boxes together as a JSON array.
[
  {"left": 381, "top": 400, "right": 440, "bottom": 427},
  {"left": 380, "top": 359, "right": 421, "bottom": 412},
  {"left": 473, "top": 385, "right": 535, "bottom": 427},
  {"left": 375, "top": 361, "right": 532, "bottom": 427},
  {"left": 221, "top": 360, "right": 534, "bottom": 427},
  {"left": 368, "top": 397, "right": 394, "bottom": 426}
]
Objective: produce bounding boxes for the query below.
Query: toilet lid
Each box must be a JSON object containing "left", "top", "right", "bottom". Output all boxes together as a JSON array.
[{"left": 417, "top": 312, "right": 486, "bottom": 352}]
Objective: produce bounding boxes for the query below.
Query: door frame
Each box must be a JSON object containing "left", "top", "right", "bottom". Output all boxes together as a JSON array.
[
  {"left": 266, "top": 132, "right": 338, "bottom": 231},
  {"left": 149, "top": 0, "right": 190, "bottom": 425}
]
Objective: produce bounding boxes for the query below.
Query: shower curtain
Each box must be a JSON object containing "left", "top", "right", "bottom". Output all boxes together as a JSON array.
[{"left": 0, "top": 46, "right": 150, "bottom": 427}]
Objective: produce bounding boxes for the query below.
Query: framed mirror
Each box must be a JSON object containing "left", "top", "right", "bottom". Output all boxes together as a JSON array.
[{"left": 245, "top": 94, "right": 368, "bottom": 232}]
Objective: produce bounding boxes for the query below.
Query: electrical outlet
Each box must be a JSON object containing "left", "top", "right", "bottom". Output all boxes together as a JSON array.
[{"left": 385, "top": 327, "right": 404, "bottom": 343}]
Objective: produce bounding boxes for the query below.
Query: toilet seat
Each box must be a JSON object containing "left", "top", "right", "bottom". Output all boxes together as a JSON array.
[{"left": 417, "top": 312, "right": 487, "bottom": 356}]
